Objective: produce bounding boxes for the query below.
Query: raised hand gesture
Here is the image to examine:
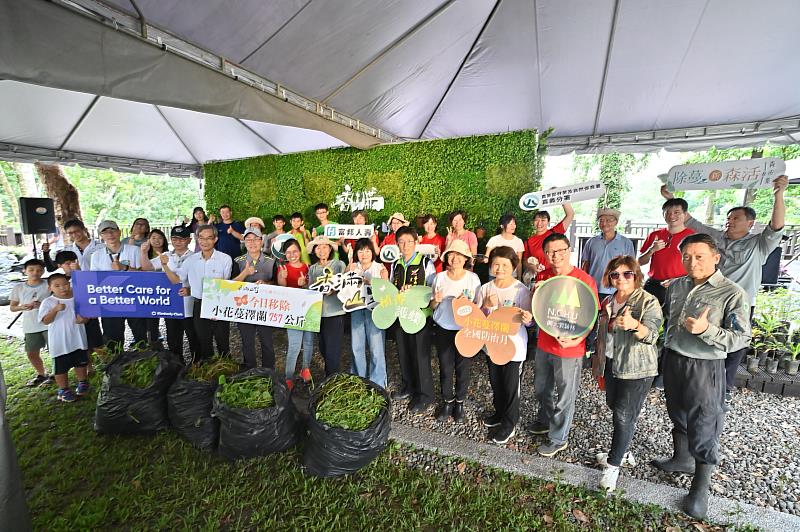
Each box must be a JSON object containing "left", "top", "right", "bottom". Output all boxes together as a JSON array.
[{"left": 684, "top": 307, "right": 710, "bottom": 335}]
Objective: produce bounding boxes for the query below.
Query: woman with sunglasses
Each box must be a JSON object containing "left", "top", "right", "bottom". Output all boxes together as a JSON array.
[{"left": 591, "top": 256, "right": 663, "bottom": 493}]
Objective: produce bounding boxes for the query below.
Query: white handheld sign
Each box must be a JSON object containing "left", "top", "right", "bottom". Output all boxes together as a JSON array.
[
  {"left": 379, "top": 244, "right": 400, "bottom": 263},
  {"left": 323, "top": 224, "right": 375, "bottom": 239},
  {"left": 519, "top": 181, "right": 605, "bottom": 211},
  {"left": 666, "top": 158, "right": 785, "bottom": 191}
]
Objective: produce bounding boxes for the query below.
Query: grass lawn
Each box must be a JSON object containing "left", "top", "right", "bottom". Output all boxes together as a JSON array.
[{"left": 1, "top": 337, "right": 743, "bottom": 531}]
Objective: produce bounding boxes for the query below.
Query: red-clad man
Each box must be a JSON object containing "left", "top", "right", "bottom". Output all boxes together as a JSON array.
[{"left": 523, "top": 202, "right": 574, "bottom": 276}]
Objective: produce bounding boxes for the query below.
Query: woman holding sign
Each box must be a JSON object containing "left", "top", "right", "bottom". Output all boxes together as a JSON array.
[
  {"left": 430, "top": 240, "right": 482, "bottom": 422},
  {"left": 591, "top": 256, "right": 662, "bottom": 492},
  {"left": 479, "top": 246, "right": 533, "bottom": 445},
  {"left": 308, "top": 236, "right": 347, "bottom": 376},
  {"left": 277, "top": 239, "right": 313, "bottom": 389},
  {"left": 347, "top": 238, "right": 388, "bottom": 388}
]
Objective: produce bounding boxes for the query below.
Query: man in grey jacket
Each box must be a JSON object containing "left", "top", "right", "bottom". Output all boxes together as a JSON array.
[
  {"left": 661, "top": 174, "right": 788, "bottom": 401},
  {"left": 653, "top": 234, "right": 750, "bottom": 520}
]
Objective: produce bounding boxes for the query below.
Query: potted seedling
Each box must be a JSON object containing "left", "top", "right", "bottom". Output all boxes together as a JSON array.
[
  {"left": 755, "top": 315, "right": 781, "bottom": 368},
  {"left": 786, "top": 342, "right": 800, "bottom": 376},
  {"left": 765, "top": 339, "right": 782, "bottom": 374},
  {"left": 747, "top": 335, "right": 765, "bottom": 374}
]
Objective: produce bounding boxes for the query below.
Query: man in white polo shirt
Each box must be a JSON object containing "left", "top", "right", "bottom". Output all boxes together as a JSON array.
[
  {"left": 162, "top": 224, "right": 232, "bottom": 361},
  {"left": 89, "top": 220, "right": 147, "bottom": 351}
]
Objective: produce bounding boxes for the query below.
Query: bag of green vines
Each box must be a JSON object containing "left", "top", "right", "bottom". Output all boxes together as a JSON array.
[
  {"left": 303, "top": 374, "right": 391, "bottom": 477},
  {"left": 94, "top": 349, "right": 182, "bottom": 435},
  {"left": 211, "top": 368, "right": 301, "bottom": 459}
]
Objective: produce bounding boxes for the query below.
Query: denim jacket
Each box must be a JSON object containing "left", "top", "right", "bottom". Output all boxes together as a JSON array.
[{"left": 592, "top": 288, "right": 663, "bottom": 380}]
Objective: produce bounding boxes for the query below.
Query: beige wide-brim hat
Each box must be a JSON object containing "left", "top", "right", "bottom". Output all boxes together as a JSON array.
[
  {"left": 307, "top": 236, "right": 336, "bottom": 255},
  {"left": 441, "top": 239, "right": 473, "bottom": 263},
  {"left": 244, "top": 216, "right": 266, "bottom": 229},
  {"left": 597, "top": 208, "right": 621, "bottom": 221},
  {"left": 388, "top": 212, "right": 410, "bottom": 226}
]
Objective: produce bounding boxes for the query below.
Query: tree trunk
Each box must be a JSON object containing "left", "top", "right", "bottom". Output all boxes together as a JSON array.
[
  {"left": 704, "top": 189, "right": 716, "bottom": 225},
  {"left": 0, "top": 166, "right": 21, "bottom": 226},
  {"left": 13, "top": 163, "right": 40, "bottom": 197},
  {"left": 34, "top": 163, "right": 82, "bottom": 234}
]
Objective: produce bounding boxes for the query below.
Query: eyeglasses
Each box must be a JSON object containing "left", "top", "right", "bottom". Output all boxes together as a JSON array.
[
  {"left": 545, "top": 247, "right": 570, "bottom": 258},
  {"left": 197, "top": 236, "right": 216, "bottom": 242},
  {"left": 609, "top": 270, "right": 635, "bottom": 280}
]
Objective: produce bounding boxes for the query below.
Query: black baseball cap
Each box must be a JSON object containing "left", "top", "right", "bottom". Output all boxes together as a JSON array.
[{"left": 171, "top": 225, "right": 192, "bottom": 239}]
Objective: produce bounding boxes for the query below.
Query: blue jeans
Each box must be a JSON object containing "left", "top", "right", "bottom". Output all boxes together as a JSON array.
[
  {"left": 534, "top": 348, "right": 582, "bottom": 446},
  {"left": 350, "top": 309, "right": 386, "bottom": 388},
  {"left": 285, "top": 329, "right": 314, "bottom": 379}
]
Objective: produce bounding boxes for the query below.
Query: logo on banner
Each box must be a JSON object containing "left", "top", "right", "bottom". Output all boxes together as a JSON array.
[
  {"left": 519, "top": 192, "right": 541, "bottom": 210},
  {"left": 370, "top": 279, "right": 431, "bottom": 334},
  {"left": 271, "top": 233, "right": 296, "bottom": 261},
  {"left": 452, "top": 299, "right": 522, "bottom": 365},
  {"left": 379, "top": 244, "right": 400, "bottom": 263},
  {"left": 532, "top": 276, "right": 598, "bottom": 338}
]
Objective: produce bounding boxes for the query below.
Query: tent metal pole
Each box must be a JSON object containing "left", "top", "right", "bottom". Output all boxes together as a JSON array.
[
  {"left": 418, "top": 0, "right": 503, "bottom": 139},
  {"left": 153, "top": 106, "right": 201, "bottom": 165},
  {"left": 58, "top": 95, "right": 100, "bottom": 151},
  {"left": 321, "top": 0, "right": 459, "bottom": 105},
  {"left": 591, "top": 0, "right": 620, "bottom": 137},
  {"left": 235, "top": 119, "right": 283, "bottom": 154},
  {"left": 533, "top": 0, "right": 544, "bottom": 131}
]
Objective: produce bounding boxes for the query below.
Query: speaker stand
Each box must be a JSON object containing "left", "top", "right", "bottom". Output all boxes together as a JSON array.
[{"left": 30, "top": 234, "right": 39, "bottom": 260}]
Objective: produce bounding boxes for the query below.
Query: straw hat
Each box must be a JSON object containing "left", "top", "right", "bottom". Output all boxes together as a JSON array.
[
  {"left": 244, "top": 216, "right": 265, "bottom": 229},
  {"left": 388, "top": 212, "right": 410, "bottom": 226},
  {"left": 307, "top": 235, "right": 336, "bottom": 255},
  {"left": 596, "top": 208, "right": 621, "bottom": 221},
  {"left": 441, "top": 239, "right": 473, "bottom": 263}
]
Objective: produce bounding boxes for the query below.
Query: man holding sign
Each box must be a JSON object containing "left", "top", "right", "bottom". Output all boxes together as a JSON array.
[
  {"left": 654, "top": 234, "right": 749, "bottom": 519},
  {"left": 531, "top": 234, "right": 598, "bottom": 458},
  {"left": 661, "top": 174, "right": 788, "bottom": 402}
]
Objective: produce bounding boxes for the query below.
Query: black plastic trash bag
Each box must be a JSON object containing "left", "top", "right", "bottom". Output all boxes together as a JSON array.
[
  {"left": 211, "top": 368, "right": 301, "bottom": 460},
  {"left": 167, "top": 367, "right": 218, "bottom": 451},
  {"left": 303, "top": 375, "right": 391, "bottom": 477},
  {"left": 94, "top": 350, "right": 182, "bottom": 435}
]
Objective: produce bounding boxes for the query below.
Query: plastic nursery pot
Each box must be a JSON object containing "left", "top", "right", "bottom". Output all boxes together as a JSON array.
[
  {"left": 765, "top": 358, "right": 779, "bottom": 374},
  {"left": 747, "top": 356, "right": 760, "bottom": 374},
  {"left": 758, "top": 350, "right": 770, "bottom": 367},
  {"left": 787, "top": 359, "right": 800, "bottom": 376}
]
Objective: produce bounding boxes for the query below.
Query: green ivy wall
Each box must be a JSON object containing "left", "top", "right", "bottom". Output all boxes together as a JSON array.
[{"left": 204, "top": 129, "right": 547, "bottom": 235}]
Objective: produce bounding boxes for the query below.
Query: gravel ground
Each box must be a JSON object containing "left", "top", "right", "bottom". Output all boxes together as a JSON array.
[{"left": 2, "top": 305, "right": 798, "bottom": 516}]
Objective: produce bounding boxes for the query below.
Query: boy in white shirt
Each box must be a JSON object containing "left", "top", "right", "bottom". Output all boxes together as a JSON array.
[
  {"left": 10, "top": 259, "right": 52, "bottom": 387},
  {"left": 38, "top": 273, "right": 90, "bottom": 403}
]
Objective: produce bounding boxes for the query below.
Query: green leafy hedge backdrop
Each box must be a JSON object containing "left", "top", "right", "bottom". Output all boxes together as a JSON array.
[{"left": 204, "top": 129, "right": 548, "bottom": 236}]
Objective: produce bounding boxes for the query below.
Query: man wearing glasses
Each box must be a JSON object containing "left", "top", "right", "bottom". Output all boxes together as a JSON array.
[
  {"left": 531, "top": 234, "right": 599, "bottom": 457},
  {"left": 42, "top": 219, "right": 103, "bottom": 272}
]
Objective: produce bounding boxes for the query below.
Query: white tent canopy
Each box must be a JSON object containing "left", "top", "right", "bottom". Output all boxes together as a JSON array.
[{"left": 2, "top": 0, "right": 800, "bottom": 176}]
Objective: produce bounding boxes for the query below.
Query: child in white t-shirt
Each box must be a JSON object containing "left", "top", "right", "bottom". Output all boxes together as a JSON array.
[
  {"left": 38, "top": 274, "right": 89, "bottom": 403},
  {"left": 10, "top": 259, "right": 52, "bottom": 387}
]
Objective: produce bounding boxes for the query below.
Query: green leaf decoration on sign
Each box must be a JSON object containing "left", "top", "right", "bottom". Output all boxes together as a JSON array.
[{"left": 370, "top": 279, "right": 432, "bottom": 334}]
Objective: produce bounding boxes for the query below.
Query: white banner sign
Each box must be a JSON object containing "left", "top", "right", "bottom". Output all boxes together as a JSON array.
[
  {"left": 306, "top": 268, "right": 376, "bottom": 312},
  {"left": 332, "top": 185, "right": 385, "bottom": 211},
  {"left": 200, "top": 278, "right": 322, "bottom": 332},
  {"left": 519, "top": 181, "right": 605, "bottom": 210},
  {"left": 667, "top": 158, "right": 785, "bottom": 191},
  {"left": 324, "top": 224, "right": 374, "bottom": 239}
]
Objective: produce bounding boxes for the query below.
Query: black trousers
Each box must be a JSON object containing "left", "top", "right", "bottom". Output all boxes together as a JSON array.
[
  {"left": 101, "top": 317, "right": 147, "bottom": 351},
  {"left": 85, "top": 318, "right": 104, "bottom": 350},
  {"left": 604, "top": 359, "right": 653, "bottom": 466},
  {"left": 435, "top": 327, "right": 471, "bottom": 402},
  {"left": 166, "top": 317, "right": 199, "bottom": 362},
  {"left": 724, "top": 306, "right": 754, "bottom": 392},
  {"left": 487, "top": 358, "right": 523, "bottom": 432},
  {"left": 192, "top": 299, "right": 230, "bottom": 360},
  {"left": 395, "top": 319, "right": 433, "bottom": 403},
  {"left": 146, "top": 318, "right": 162, "bottom": 342},
  {"left": 319, "top": 314, "right": 344, "bottom": 376},
  {"left": 237, "top": 322, "right": 274, "bottom": 370},
  {"left": 663, "top": 349, "right": 725, "bottom": 465}
]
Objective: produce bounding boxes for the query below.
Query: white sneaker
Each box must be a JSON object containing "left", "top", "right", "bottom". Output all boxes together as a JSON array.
[
  {"left": 596, "top": 452, "right": 636, "bottom": 468},
  {"left": 600, "top": 465, "right": 620, "bottom": 492}
]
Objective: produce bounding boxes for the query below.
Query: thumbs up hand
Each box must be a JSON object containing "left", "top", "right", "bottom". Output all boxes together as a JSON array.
[
  {"left": 684, "top": 307, "right": 711, "bottom": 335},
  {"left": 616, "top": 307, "right": 639, "bottom": 331}
]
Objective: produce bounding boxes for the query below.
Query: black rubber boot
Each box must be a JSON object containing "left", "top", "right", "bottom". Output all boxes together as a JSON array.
[
  {"left": 436, "top": 401, "right": 454, "bottom": 421},
  {"left": 651, "top": 432, "right": 695, "bottom": 474},
  {"left": 684, "top": 462, "right": 714, "bottom": 519},
  {"left": 452, "top": 401, "right": 465, "bottom": 423}
]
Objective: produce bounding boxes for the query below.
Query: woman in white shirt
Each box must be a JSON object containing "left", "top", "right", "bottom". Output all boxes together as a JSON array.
[
  {"left": 430, "top": 240, "right": 482, "bottom": 423},
  {"left": 485, "top": 214, "right": 525, "bottom": 278},
  {"left": 479, "top": 246, "right": 533, "bottom": 445}
]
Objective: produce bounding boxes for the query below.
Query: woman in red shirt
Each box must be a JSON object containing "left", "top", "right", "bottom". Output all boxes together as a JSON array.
[
  {"left": 277, "top": 239, "right": 313, "bottom": 389},
  {"left": 420, "top": 214, "right": 446, "bottom": 272}
]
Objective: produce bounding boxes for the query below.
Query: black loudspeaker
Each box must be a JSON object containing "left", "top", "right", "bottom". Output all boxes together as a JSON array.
[
  {"left": 18, "top": 197, "right": 56, "bottom": 234},
  {"left": 760, "top": 244, "right": 783, "bottom": 286}
]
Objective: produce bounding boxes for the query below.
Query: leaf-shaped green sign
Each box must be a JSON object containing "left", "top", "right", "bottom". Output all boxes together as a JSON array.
[{"left": 370, "top": 279, "right": 432, "bottom": 334}]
